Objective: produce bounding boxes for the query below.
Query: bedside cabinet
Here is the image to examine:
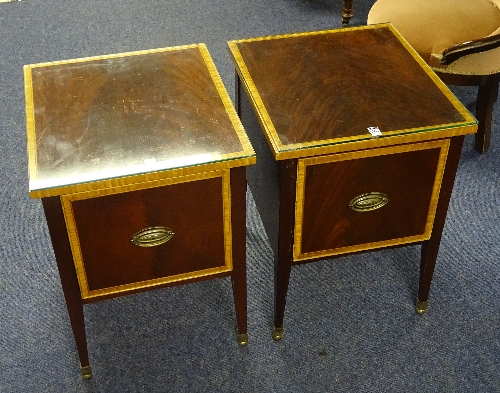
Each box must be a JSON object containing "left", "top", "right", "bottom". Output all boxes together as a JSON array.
[
  {"left": 25, "top": 44, "right": 255, "bottom": 378},
  {"left": 228, "top": 24, "right": 477, "bottom": 340}
]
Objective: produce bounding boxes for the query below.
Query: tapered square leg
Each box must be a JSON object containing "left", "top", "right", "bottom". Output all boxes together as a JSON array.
[
  {"left": 417, "top": 136, "right": 464, "bottom": 313},
  {"left": 42, "top": 197, "right": 91, "bottom": 378},
  {"left": 230, "top": 166, "right": 249, "bottom": 345}
]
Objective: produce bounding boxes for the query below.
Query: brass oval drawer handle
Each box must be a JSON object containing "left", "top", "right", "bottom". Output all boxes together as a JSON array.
[
  {"left": 349, "top": 192, "right": 389, "bottom": 212},
  {"left": 130, "top": 226, "right": 175, "bottom": 247}
]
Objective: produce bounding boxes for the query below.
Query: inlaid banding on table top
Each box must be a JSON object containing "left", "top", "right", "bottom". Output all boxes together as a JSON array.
[
  {"left": 25, "top": 44, "right": 255, "bottom": 198},
  {"left": 228, "top": 24, "right": 476, "bottom": 160}
]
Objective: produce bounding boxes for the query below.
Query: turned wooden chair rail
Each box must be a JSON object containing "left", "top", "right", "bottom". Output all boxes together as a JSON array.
[{"left": 341, "top": 0, "right": 353, "bottom": 26}]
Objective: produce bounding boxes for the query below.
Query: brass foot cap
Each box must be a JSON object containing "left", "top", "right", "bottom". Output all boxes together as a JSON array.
[
  {"left": 415, "top": 297, "right": 428, "bottom": 315},
  {"left": 272, "top": 326, "right": 284, "bottom": 341},
  {"left": 80, "top": 365, "right": 92, "bottom": 379},
  {"left": 237, "top": 333, "right": 248, "bottom": 346}
]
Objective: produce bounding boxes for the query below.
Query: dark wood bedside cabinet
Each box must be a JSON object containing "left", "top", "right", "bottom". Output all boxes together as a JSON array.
[
  {"left": 24, "top": 44, "right": 255, "bottom": 378},
  {"left": 228, "top": 24, "right": 477, "bottom": 340}
]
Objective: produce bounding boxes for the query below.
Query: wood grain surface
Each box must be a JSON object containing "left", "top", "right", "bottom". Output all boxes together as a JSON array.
[
  {"left": 29, "top": 47, "right": 243, "bottom": 183},
  {"left": 300, "top": 147, "right": 441, "bottom": 253},
  {"left": 71, "top": 176, "right": 226, "bottom": 291},
  {"left": 235, "top": 27, "right": 466, "bottom": 145}
]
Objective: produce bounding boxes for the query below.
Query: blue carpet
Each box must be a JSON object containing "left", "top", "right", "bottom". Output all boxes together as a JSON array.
[{"left": 1, "top": 1, "right": 499, "bottom": 392}]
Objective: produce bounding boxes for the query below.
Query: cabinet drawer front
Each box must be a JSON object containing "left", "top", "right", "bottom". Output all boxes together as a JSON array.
[
  {"left": 294, "top": 140, "right": 449, "bottom": 261},
  {"left": 62, "top": 170, "right": 232, "bottom": 299}
]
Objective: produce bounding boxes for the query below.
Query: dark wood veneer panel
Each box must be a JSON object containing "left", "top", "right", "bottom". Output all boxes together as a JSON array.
[
  {"left": 236, "top": 28, "right": 464, "bottom": 145},
  {"left": 300, "top": 147, "right": 442, "bottom": 253},
  {"left": 31, "top": 48, "right": 243, "bottom": 181},
  {"left": 71, "top": 176, "right": 225, "bottom": 291}
]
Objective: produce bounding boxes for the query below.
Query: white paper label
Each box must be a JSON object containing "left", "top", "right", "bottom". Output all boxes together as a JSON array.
[{"left": 367, "top": 126, "right": 382, "bottom": 137}]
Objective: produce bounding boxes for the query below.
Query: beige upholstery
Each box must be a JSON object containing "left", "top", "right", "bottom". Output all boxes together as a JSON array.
[
  {"left": 367, "top": 0, "right": 500, "bottom": 153},
  {"left": 368, "top": 0, "right": 500, "bottom": 75}
]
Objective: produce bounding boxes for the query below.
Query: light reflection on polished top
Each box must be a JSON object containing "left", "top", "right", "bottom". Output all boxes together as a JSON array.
[{"left": 25, "top": 45, "right": 255, "bottom": 198}]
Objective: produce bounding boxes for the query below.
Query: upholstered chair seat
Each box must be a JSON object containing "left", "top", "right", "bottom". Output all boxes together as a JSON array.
[{"left": 368, "top": 0, "right": 500, "bottom": 152}]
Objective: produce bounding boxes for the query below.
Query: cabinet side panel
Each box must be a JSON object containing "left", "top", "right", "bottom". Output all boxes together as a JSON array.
[{"left": 238, "top": 76, "right": 280, "bottom": 254}]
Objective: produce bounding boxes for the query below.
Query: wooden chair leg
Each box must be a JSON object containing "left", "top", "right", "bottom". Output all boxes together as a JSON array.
[
  {"left": 475, "top": 74, "right": 500, "bottom": 154},
  {"left": 342, "top": 0, "right": 353, "bottom": 26}
]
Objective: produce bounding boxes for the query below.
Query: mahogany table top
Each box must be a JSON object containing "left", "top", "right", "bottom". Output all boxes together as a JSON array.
[
  {"left": 25, "top": 45, "right": 255, "bottom": 198},
  {"left": 228, "top": 24, "right": 476, "bottom": 159}
]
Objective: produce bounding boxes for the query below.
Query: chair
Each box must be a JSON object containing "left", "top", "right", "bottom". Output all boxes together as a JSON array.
[{"left": 367, "top": 0, "right": 500, "bottom": 153}]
